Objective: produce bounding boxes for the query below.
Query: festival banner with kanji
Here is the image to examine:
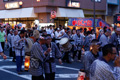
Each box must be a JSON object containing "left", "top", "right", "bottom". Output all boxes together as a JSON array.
[{"left": 68, "top": 18, "right": 110, "bottom": 28}]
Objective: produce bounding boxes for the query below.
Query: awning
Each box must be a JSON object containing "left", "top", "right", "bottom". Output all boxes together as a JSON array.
[
  {"left": 0, "top": 7, "right": 37, "bottom": 19},
  {"left": 56, "top": 8, "right": 84, "bottom": 18}
]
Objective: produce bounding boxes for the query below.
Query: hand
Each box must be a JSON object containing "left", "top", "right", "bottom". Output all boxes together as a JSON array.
[
  {"left": 58, "top": 59, "right": 62, "bottom": 64},
  {"left": 114, "top": 57, "right": 120, "bottom": 67},
  {"left": 3, "top": 55, "right": 7, "bottom": 60},
  {"left": 47, "top": 48, "right": 51, "bottom": 53}
]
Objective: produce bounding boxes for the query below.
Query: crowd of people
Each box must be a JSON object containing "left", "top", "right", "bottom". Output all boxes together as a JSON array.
[{"left": 0, "top": 24, "right": 120, "bottom": 80}]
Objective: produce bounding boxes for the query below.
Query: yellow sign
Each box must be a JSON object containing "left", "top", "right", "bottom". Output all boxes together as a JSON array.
[{"left": 5, "top": 2, "right": 19, "bottom": 9}]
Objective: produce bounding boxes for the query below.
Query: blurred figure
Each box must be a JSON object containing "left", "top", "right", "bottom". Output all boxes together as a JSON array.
[
  {"left": 83, "top": 39, "right": 102, "bottom": 79},
  {"left": 14, "top": 30, "right": 26, "bottom": 74},
  {"left": 0, "top": 27, "right": 6, "bottom": 52},
  {"left": 97, "top": 29, "right": 104, "bottom": 41},
  {"left": 7, "top": 29, "right": 13, "bottom": 57},
  {"left": 91, "top": 29, "right": 95, "bottom": 40},
  {"left": 90, "top": 44, "right": 120, "bottom": 80},
  {"left": 99, "top": 29, "right": 111, "bottom": 47},
  {"left": 29, "top": 36, "right": 50, "bottom": 80},
  {"left": 110, "top": 28, "right": 120, "bottom": 54},
  {"left": 0, "top": 42, "right": 7, "bottom": 59},
  {"left": 42, "top": 34, "right": 62, "bottom": 80},
  {"left": 84, "top": 31, "right": 92, "bottom": 51},
  {"left": 73, "top": 29, "right": 84, "bottom": 62}
]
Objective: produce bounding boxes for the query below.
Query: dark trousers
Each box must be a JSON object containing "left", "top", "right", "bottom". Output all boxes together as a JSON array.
[
  {"left": 73, "top": 50, "right": 81, "bottom": 60},
  {"left": 1, "top": 42, "right": 4, "bottom": 52},
  {"left": 12, "top": 51, "right": 16, "bottom": 61},
  {"left": 9, "top": 47, "right": 13, "bottom": 57},
  {"left": 62, "top": 51, "right": 70, "bottom": 62},
  {"left": 45, "top": 72, "right": 55, "bottom": 80},
  {"left": 16, "top": 56, "right": 23, "bottom": 72},
  {"left": 32, "top": 75, "right": 44, "bottom": 80}
]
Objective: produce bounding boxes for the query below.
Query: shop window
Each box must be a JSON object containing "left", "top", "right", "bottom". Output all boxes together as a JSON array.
[{"left": 3, "top": 0, "right": 16, "bottom": 2}]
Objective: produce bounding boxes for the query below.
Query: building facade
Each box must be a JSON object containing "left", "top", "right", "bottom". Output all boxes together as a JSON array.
[{"left": 0, "top": 0, "right": 108, "bottom": 28}]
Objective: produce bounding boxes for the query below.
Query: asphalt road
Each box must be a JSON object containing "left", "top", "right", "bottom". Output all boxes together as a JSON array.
[{"left": 0, "top": 50, "right": 84, "bottom": 80}]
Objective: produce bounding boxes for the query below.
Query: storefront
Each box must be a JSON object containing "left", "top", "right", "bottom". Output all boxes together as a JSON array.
[{"left": 0, "top": 6, "right": 38, "bottom": 28}]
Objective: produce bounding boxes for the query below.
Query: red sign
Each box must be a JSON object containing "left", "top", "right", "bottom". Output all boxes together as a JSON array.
[
  {"left": 117, "top": 16, "right": 120, "bottom": 21},
  {"left": 51, "top": 10, "right": 56, "bottom": 19}
]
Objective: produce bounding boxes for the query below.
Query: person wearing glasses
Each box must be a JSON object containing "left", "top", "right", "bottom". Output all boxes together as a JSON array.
[{"left": 90, "top": 44, "right": 120, "bottom": 80}]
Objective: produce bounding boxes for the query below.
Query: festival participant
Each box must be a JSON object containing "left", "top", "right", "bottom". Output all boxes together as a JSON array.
[
  {"left": 29, "top": 36, "right": 50, "bottom": 80},
  {"left": 90, "top": 44, "right": 120, "bottom": 80},
  {"left": 42, "top": 34, "right": 62, "bottom": 80},
  {"left": 14, "top": 30, "right": 26, "bottom": 74},
  {"left": 99, "top": 29, "right": 111, "bottom": 47},
  {"left": 73, "top": 29, "right": 84, "bottom": 62},
  {"left": 83, "top": 39, "right": 102, "bottom": 79}
]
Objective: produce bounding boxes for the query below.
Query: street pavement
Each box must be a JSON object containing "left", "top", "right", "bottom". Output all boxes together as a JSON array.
[{"left": 0, "top": 50, "right": 84, "bottom": 80}]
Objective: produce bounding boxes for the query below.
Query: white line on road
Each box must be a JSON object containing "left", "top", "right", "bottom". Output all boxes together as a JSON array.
[
  {"left": 56, "top": 65, "right": 79, "bottom": 71},
  {"left": 0, "top": 68, "right": 31, "bottom": 80}
]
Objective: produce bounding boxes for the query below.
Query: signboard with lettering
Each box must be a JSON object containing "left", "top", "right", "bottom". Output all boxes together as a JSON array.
[
  {"left": 107, "top": 0, "right": 118, "bottom": 5},
  {"left": 66, "top": 0, "right": 80, "bottom": 8},
  {"left": 68, "top": 18, "right": 110, "bottom": 28},
  {"left": 5, "top": 2, "right": 20, "bottom": 9}
]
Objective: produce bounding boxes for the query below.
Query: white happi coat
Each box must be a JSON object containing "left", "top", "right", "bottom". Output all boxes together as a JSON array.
[{"left": 90, "top": 59, "right": 120, "bottom": 80}]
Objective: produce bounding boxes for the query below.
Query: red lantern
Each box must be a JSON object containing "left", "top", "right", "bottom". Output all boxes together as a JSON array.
[{"left": 51, "top": 10, "right": 56, "bottom": 19}]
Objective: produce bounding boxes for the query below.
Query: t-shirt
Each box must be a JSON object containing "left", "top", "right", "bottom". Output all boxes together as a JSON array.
[{"left": 0, "top": 31, "right": 5, "bottom": 42}]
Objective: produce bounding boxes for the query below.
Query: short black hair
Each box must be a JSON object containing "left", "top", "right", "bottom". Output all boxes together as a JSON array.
[
  {"left": 20, "top": 30, "right": 25, "bottom": 34},
  {"left": 91, "top": 39, "right": 99, "bottom": 43},
  {"left": 102, "top": 44, "right": 115, "bottom": 56},
  {"left": 46, "top": 34, "right": 51, "bottom": 37}
]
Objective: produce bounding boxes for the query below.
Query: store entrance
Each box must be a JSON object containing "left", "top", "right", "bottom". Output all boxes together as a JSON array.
[{"left": 2, "top": 18, "right": 37, "bottom": 28}]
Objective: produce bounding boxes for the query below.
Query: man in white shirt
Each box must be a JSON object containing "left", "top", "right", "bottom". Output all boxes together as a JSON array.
[{"left": 55, "top": 28, "right": 62, "bottom": 47}]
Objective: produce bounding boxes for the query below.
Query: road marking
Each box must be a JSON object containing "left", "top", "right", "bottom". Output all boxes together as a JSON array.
[
  {"left": 0, "top": 68, "right": 78, "bottom": 79},
  {"left": 56, "top": 65, "right": 79, "bottom": 71},
  {"left": 0, "top": 59, "right": 25, "bottom": 62},
  {"left": 0, "top": 68, "right": 31, "bottom": 80},
  {"left": 55, "top": 74, "right": 78, "bottom": 78},
  {"left": 0, "top": 65, "right": 79, "bottom": 79}
]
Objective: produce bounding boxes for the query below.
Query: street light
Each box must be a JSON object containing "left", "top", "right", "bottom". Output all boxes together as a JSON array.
[{"left": 91, "top": 0, "right": 101, "bottom": 38}]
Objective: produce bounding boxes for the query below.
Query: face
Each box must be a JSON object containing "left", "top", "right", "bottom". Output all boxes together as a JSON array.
[
  {"left": 110, "top": 47, "right": 117, "bottom": 61},
  {"left": 40, "top": 39, "right": 46, "bottom": 44},
  {"left": 10, "top": 31, "right": 13, "bottom": 34},
  {"left": 14, "top": 31, "right": 18, "bottom": 35},
  {"left": 46, "top": 37, "right": 52, "bottom": 44},
  {"left": 72, "top": 30, "right": 76, "bottom": 34},
  {"left": 77, "top": 31, "right": 80, "bottom": 35},
  {"left": 1, "top": 28, "right": 3, "bottom": 32},
  {"left": 106, "top": 32, "right": 111, "bottom": 36},
  {"left": 92, "top": 44, "right": 100, "bottom": 53},
  {"left": 101, "top": 31, "right": 104, "bottom": 35}
]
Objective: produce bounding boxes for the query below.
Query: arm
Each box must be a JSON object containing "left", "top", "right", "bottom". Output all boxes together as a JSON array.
[{"left": 0, "top": 52, "right": 7, "bottom": 59}]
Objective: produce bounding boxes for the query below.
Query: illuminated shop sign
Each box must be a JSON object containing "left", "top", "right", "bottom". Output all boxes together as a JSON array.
[
  {"left": 66, "top": 0, "right": 80, "bottom": 8},
  {"left": 5, "top": 1, "right": 23, "bottom": 9}
]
